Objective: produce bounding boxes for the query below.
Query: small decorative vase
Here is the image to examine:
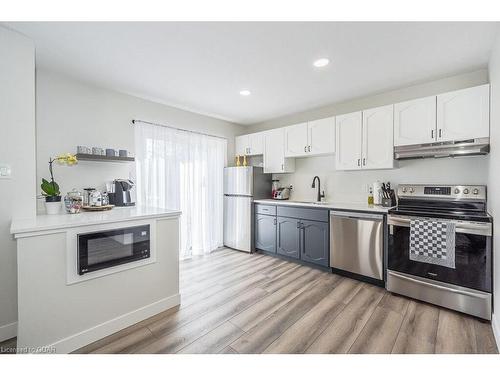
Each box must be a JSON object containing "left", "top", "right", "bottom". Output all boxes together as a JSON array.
[
  {"left": 235, "top": 155, "right": 241, "bottom": 166},
  {"left": 242, "top": 155, "right": 248, "bottom": 166},
  {"left": 45, "top": 196, "right": 62, "bottom": 215}
]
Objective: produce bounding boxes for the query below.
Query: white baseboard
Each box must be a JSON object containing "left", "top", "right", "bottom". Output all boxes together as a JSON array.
[
  {"left": 0, "top": 321, "right": 17, "bottom": 342},
  {"left": 44, "top": 294, "right": 180, "bottom": 354},
  {"left": 492, "top": 312, "right": 500, "bottom": 350}
]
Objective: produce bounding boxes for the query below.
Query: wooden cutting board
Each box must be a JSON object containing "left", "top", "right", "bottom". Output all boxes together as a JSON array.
[{"left": 81, "top": 205, "right": 115, "bottom": 211}]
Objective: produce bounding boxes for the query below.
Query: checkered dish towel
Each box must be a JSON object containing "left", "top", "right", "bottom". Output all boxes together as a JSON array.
[{"left": 409, "top": 219, "right": 456, "bottom": 269}]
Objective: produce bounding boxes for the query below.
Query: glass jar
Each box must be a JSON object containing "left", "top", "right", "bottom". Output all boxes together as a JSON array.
[{"left": 64, "top": 189, "right": 83, "bottom": 214}]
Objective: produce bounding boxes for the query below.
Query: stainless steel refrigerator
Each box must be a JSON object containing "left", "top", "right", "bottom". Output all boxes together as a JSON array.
[{"left": 223, "top": 166, "right": 272, "bottom": 252}]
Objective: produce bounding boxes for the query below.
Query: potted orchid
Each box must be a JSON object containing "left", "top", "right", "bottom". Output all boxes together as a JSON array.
[{"left": 41, "top": 153, "right": 78, "bottom": 214}]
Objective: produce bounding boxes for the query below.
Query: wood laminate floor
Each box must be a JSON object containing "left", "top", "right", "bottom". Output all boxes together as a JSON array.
[{"left": 2, "top": 248, "right": 497, "bottom": 354}]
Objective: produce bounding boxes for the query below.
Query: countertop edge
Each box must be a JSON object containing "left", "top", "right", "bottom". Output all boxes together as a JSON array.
[
  {"left": 253, "top": 199, "right": 393, "bottom": 213},
  {"left": 10, "top": 209, "right": 182, "bottom": 236}
]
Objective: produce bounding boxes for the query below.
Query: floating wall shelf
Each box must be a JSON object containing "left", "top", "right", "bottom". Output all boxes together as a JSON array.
[{"left": 75, "top": 153, "right": 135, "bottom": 163}]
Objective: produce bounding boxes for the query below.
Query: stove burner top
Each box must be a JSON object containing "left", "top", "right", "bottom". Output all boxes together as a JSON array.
[{"left": 390, "top": 184, "right": 489, "bottom": 222}]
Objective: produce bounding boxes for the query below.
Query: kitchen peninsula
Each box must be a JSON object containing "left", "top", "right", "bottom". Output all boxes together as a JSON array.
[{"left": 10, "top": 206, "right": 181, "bottom": 353}]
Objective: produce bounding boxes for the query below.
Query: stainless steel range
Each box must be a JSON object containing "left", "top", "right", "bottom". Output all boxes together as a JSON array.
[{"left": 387, "top": 184, "right": 492, "bottom": 320}]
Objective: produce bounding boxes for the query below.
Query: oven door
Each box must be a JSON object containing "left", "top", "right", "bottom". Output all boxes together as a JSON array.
[
  {"left": 387, "top": 215, "right": 492, "bottom": 292},
  {"left": 78, "top": 225, "right": 150, "bottom": 275}
]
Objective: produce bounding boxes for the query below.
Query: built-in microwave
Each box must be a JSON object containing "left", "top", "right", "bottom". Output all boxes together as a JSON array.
[{"left": 77, "top": 225, "right": 150, "bottom": 275}]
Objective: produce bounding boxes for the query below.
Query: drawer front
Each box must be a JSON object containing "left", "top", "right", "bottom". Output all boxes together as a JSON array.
[
  {"left": 277, "top": 206, "right": 328, "bottom": 222},
  {"left": 255, "top": 204, "right": 276, "bottom": 216}
]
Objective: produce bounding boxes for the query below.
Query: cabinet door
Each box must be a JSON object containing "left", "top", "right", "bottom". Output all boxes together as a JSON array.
[
  {"left": 394, "top": 96, "right": 436, "bottom": 146},
  {"left": 335, "top": 112, "right": 362, "bottom": 170},
  {"left": 284, "top": 122, "right": 308, "bottom": 157},
  {"left": 235, "top": 135, "right": 249, "bottom": 156},
  {"left": 263, "top": 128, "right": 295, "bottom": 173},
  {"left": 362, "top": 105, "right": 394, "bottom": 169},
  {"left": 276, "top": 217, "right": 300, "bottom": 259},
  {"left": 437, "top": 84, "right": 490, "bottom": 142},
  {"left": 308, "top": 117, "right": 335, "bottom": 155},
  {"left": 255, "top": 214, "right": 276, "bottom": 253},
  {"left": 248, "top": 132, "right": 264, "bottom": 155},
  {"left": 300, "top": 219, "right": 329, "bottom": 267}
]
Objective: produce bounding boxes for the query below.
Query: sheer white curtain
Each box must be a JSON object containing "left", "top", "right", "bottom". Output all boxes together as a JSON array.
[{"left": 134, "top": 122, "right": 227, "bottom": 258}]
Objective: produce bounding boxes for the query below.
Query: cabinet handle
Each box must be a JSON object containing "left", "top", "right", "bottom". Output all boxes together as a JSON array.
[
  {"left": 357, "top": 159, "right": 361, "bottom": 166},
  {"left": 363, "top": 158, "right": 366, "bottom": 166},
  {"left": 431, "top": 129, "right": 434, "bottom": 139},
  {"left": 281, "top": 163, "right": 284, "bottom": 171},
  {"left": 304, "top": 146, "right": 307, "bottom": 152},
  {"left": 308, "top": 145, "right": 311, "bottom": 152},
  {"left": 273, "top": 218, "right": 277, "bottom": 225},
  {"left": 438, "top": 129, "right": 442, "bottom": 138}
]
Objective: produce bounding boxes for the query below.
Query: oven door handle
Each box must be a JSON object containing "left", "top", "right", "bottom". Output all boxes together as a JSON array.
[
  {"left": 387, "top": 215, "right": 492, "bottom": 236},
  {"left": 388, "top": 271, "right": 490, "bottom": 300}
]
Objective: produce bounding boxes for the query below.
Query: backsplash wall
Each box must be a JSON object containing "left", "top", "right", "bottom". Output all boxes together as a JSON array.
[{"left": 273, "top": 155, "right": 489, "bottom": 203}]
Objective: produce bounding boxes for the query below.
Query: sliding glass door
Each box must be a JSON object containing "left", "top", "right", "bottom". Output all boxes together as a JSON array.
[{"left": 134, "top": 122, "right": 227, "bottom": 258}]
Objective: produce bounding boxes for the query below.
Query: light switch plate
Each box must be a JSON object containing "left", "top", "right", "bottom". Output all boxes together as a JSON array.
[{"left": 0, "top": 164, "right": 12, "bottom": 179}]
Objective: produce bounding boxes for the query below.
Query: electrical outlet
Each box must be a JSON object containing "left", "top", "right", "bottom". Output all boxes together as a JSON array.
[{"left": 0, "top": 165, "right": 12, "bottom": 179}]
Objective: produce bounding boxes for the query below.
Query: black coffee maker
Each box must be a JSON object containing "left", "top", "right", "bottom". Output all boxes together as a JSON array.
[{"left": 109, "top": 179, "right": 136, "bottom": 206}]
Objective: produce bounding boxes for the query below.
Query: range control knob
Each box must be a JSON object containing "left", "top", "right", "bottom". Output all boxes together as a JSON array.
[
  {"left": 473, "top": 188, "right": 479, "bottom": 195},
  {"left": 409, "top": 187, "right": 415, "bottom": 193},
  {"left": 463, "top": 188, "right": 470, "bottom": 195},
  {"left": 454, "top": 188, "right": 460, "bottom": 194},
  {"left": 402, "top": 187, "right": 407, "bottom": 193}
]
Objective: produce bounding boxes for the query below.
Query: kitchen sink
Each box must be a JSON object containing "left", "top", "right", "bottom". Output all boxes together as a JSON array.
[{"left": 288, "top": 200, "right": 330, "bottom": 205}]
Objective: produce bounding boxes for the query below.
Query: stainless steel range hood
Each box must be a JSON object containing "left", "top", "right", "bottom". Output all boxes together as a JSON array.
[{"left": 394, "top": 137, "right": 490, "bottom": 160}]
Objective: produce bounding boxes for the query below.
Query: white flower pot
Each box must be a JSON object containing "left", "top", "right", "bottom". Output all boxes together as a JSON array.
[{"left": 45, "top": 201, "right": 62, "bottom": 215}]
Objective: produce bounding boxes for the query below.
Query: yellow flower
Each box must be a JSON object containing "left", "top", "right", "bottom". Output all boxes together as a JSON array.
[{"left": 56, "top": 153, "right": 78, "bottom": 166}]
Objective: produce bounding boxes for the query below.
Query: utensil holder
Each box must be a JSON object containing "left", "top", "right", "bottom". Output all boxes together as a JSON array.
[{"left": 381, "top": 198, "right": 393, "bottom": 207}]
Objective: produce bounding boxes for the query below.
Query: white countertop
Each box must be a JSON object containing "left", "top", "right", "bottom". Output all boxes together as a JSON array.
[
  {"left": 10, "top": 206, "right": 182, "bottom": 235},
  {"left": 253, "top": 199, "right": 394, "bottom": 213}
]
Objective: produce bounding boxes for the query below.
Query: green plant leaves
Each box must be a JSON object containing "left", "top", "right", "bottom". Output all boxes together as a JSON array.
[{"left": 41, "top": 178, "right": 60, "bottom": 196}]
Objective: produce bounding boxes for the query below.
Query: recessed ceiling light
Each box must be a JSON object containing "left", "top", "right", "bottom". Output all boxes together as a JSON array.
[
  {"left": 313, "top": 58, "right": 330, "bottom": 68},
  {"left": 239, "top": 90, "right": 251, "bottom": 96}
]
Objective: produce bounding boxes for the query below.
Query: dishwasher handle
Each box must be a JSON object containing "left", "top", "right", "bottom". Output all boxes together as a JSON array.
[{"left": 330, "top": 210, "right": 384, "bottom": 221}]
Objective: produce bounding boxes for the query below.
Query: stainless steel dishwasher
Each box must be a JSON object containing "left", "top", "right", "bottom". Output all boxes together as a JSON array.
[{"left": 330, "top": 210, "right": 384, "bottom": 282}]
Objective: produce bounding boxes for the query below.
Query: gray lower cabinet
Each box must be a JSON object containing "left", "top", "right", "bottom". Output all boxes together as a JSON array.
[
  {"left": 254, "top": 203, "right": 329, "bottom": 266},
  {"left": 276, "top": 217, "right": 301, "bottom": 259},
  {"left": 300, "top": 219, "right": 329, "bottom": 267},
  {"left": 254, "top": 214, "right": 276, "bottom": 253}
]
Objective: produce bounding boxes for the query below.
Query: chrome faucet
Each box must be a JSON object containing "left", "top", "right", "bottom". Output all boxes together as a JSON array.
[{"left": 311, "top": 176, "right": 325, "bottom": 202}]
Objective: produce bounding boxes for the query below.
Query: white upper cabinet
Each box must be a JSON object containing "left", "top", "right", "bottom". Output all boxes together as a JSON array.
[
  {"left": 235, "top": 135, "right": 248, "bottom": 156},
  {"left": 284, "top": 117, "right": 335, "bottom": 157},
  {"left": 362, "top": 105, "right": 394, "bottom": 169},
  {"left": 437, "top": 84, "right": 490, "bottom": 142},
  {"left": 394, "top": 96, "right": 436, "bottom": 146},
  {"left": 263, "top": 128, "right": 295, "bottom": 174},
  {"left": 336, "top": 106, "right": 394, "bottom": 171},
  {"left": 308, "top": 117, "right": 335, "bottom": 155},
  {"left": 335, "top": 112, "right": 363, "bottom": 170},
  {"left": 235, "top": 132, "right": 265, "bottom": 156},
  {"left": 284, "top": 122, "right": 309, "bottom": 157},
  {"left": 249, "top": 132, "right": 264, "bottom": 155}
]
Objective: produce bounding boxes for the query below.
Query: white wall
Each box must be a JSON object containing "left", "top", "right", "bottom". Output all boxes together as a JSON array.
[
  {"left": 36, "top": 69, "right": 245, "bottom": 212},
  {"left": 0, "top": 27, "right": 36, "bottom": 341},
  {"left": 244, "top": 69, "right": 490, "bottom": 203},
  {"left": 487, "top": 28, "right": 500, "bottom": 344}
]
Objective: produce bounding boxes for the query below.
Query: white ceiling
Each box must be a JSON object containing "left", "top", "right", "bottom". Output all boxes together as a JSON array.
[{"left": 4, "top": 22, "right": 499, "bottom": 124}]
